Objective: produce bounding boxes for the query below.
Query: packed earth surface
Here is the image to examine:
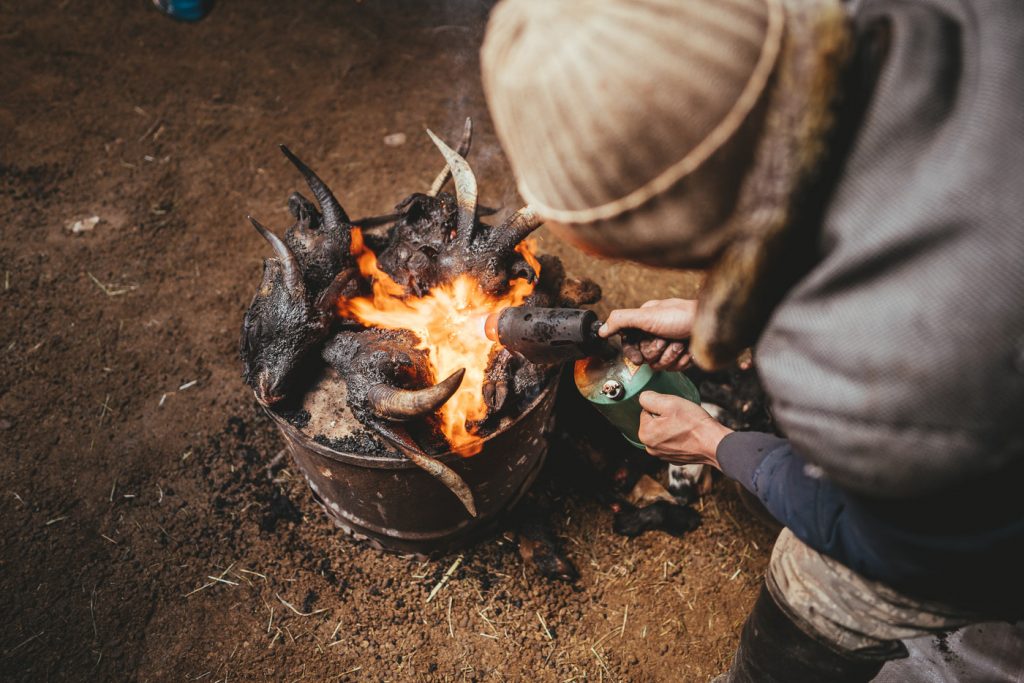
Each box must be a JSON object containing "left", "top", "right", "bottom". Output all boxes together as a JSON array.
[{"left": 0, "top": 1, "right": 776, "bottom": 680}]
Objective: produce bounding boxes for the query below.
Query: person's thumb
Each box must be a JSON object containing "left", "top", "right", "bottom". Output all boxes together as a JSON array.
[
  {"left": 638, "top": 391, "right": 684, "bottom": 416},
  {"left": 599, "top": 308, "right": 650, "bottom": 337}
]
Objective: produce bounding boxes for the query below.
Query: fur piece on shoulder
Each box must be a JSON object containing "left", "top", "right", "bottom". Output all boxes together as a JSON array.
[{"left": 691, "top": 0, "right": 852, "bottom": 369}]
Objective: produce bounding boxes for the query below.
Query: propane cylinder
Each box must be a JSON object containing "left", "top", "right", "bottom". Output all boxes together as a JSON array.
[{"left": 574, "top": 353, "right": 701, "bottom": 449}]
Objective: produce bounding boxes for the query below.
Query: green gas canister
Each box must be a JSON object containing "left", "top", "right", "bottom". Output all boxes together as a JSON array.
[{"left": 574, "top": 353, "right": 701, "bottom": 449}]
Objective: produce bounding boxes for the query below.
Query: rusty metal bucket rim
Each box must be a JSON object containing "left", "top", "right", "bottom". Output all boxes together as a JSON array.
[{"left": 261, "top": 374, "right": 558, "bottom": 470}]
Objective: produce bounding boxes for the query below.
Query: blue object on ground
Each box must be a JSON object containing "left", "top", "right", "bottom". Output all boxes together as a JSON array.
[{"left": 153, "top": 0, "right": 214, "bottom": 22}]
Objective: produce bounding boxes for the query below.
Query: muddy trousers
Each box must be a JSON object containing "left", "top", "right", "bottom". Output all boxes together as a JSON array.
[{"left": 723, "top": 529, "right": 977, "bottom": 683}]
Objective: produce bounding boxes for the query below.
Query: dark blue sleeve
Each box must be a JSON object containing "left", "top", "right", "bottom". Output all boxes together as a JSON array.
[
  {"left": 716, "top": 432, "right": 876, "bottom": 574},
  {"left": 717, "top": 433, "right": 1024, "bottom": 599}
]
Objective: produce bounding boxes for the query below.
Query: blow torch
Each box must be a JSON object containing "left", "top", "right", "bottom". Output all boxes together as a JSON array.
[{"left": 482, "top": 306, "right": 700, "bottom": 448}]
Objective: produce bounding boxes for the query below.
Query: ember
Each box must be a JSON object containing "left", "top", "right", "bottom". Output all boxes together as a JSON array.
[{"left": 240, "top": 118, "right": 600, "bottom": 513}]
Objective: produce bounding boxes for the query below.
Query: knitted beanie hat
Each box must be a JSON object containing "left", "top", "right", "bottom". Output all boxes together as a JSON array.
[{"left": 482, "top": 0, "right": 785, "bottom": 266}]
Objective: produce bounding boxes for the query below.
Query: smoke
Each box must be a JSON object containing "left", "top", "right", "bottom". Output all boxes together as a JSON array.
[{"left": 426, "top": 1, "right": 521, "bottom": 221}]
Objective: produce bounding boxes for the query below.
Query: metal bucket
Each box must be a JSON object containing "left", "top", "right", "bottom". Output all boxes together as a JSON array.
[{"left": 263, "top": 377, "right": 558, "bottom": 556}]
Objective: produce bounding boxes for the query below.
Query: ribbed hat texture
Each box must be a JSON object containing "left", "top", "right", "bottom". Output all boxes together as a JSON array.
[{"left": 482, "top": 0, "right": 785, "bottom": 265}]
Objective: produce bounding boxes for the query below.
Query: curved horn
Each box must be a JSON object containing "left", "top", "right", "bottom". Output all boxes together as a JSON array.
[
  {"left": 373, "top": 422, "right": 477, "bottom": 517},
  {"left": 426, "top": 128, "right": 477, "bottom": 245},
  {"left": 455, "top": 116, "right": 473, "bottom": 157},
  {"left": 493, "top": 205, "right": 543, "bottom": 253},
  {"left": 314, "top": 267, "right": 360, "bottom": 319},
  {"left": 367, "top": 368, "right": 465, "bottom": 421},
  {"left": 248, "top": 215, "right": 303, "bottom": 290},
  {"left": 428, "top": 117, "right": 473, "bottom": 196},
  {"left": 279, "top": 145, "right": 350, "bottom": 229}
]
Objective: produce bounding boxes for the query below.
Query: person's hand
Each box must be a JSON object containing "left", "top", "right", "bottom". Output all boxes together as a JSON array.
[
  {"left": 637, "top": 391, "right": 732, "bottom": 468},
  {"left": 598, "top": 299, "right": 697, "bottom": 370}
]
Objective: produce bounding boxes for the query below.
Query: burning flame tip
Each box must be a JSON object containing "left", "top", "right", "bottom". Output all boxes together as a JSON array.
[{"left": 339, "top": 230, "right": 541, "bottom": 454}]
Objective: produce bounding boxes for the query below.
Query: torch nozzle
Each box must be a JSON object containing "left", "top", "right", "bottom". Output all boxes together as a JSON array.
[
  {"left": 483, "top": 306, "right": 611, "bottom": 365},
  {"left": 483, "top": 310, "right": 501, "bottom": 343}
]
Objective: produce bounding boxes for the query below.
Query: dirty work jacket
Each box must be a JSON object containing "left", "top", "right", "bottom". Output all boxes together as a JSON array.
[{"left": 723, "top": 0, "right": 1024, "bottom": 615}]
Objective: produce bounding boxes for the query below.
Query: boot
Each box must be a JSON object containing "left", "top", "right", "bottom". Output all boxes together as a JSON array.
[{"left": 717, "top": 585, "right": 890, "bottom": 683}]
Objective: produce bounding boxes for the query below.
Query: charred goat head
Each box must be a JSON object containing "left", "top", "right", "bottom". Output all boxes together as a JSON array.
[
  {"left": 320, "top": 328, "right": 464, "bottom": 426},
  {"left": 279, "top": 145, "right": 355, "bottom": 297},
  {"left": 240, "top": 217, "right": 334, "bottom": 405},
  {"left": 375, "top": 129, "right": 543, "bottom": 296}
]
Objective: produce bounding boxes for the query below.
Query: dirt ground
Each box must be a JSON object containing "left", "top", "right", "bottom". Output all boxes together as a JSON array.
[{"left": 0, "top": 2, "right": 774, "bottom": 680}]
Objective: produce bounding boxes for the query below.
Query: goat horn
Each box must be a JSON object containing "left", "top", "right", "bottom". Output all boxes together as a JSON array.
[
  {"left": 426, "top": 128, "right": 477, "bottom": 245},
  {"left": 373, "top": 422, "right": 477, "bottom": 517},
  {"left": 428, "top": 117, "right": 472, "bottom": 197},
  {"left": 493, "top": 205, "right": 543, "bottom": 253},
  {"left": 279, "top": 145, "right": 351, "bottom": 229},
  {"left": 367, "top": 368, "right": 465, "bottom": 421},
  {"left": 248, "top": 215, "right": 303, "bottom": 291},
  {"left": 314, "top": 267, "right": 359, "bottom": 320}
]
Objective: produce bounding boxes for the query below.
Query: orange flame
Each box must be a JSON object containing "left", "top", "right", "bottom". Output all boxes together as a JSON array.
[{"left": 338, "top": 228, "right": 538, "bottom": 455}]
